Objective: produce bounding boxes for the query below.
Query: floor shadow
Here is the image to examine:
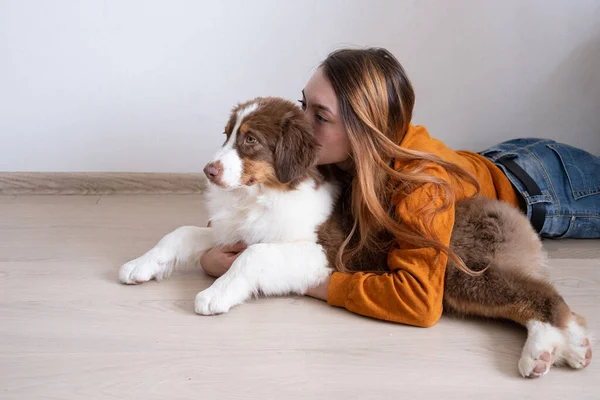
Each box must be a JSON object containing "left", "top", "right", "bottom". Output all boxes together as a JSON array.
[
  {"left": 445, "top": 315, "right": 528, "bottom": 378},
  {"left": 168, "top": 267, "right": 214, "bottom": 315}
]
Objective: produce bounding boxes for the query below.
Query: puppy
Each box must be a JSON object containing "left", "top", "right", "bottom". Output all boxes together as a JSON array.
[{"left": 119, "top": 96, "right": 591, "bottom": 379}]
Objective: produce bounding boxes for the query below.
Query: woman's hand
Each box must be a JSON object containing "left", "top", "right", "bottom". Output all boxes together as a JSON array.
[
  {"left": 305, "top": 276, "right": 331, "bottom": 301},
  {"left": 200, "top": 242, "right": 247, "bottom": 278}
]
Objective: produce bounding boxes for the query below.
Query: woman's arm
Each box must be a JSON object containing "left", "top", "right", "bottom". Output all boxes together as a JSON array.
[
  {"left": 200, "top": 242, "right": 247, "bottom": 277},
  {"left": 326, "top": 248, "right": 449, "bottom": 327},
  {"left": 325, "top": 168, "right": 455, "bottom": 327},
  {"left": 305, "top": 277, "right": 330, "bottom": 300}
]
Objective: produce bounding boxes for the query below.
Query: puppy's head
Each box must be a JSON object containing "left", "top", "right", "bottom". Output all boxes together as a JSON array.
[{"left": 204, "top": 97, "right": 319, "bottom": 190}]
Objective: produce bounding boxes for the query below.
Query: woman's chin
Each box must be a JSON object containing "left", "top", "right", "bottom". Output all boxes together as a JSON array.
[{"left": 317, "top": 156, "right": 352, "bottom": 168}]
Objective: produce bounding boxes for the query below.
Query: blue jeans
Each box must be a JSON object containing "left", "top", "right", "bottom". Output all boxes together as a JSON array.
[{"left": 481, "top": 138, "right": 600, "bottom": 239}]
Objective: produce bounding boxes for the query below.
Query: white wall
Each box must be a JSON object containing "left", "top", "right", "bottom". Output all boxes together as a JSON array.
[{"left": 1, "top": 0, "right": 599, "bottom": 172}]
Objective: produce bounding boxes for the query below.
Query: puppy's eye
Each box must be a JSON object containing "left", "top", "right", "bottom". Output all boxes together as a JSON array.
[{"left": 245, "top": 135, "right": 257, "bottom": 144}]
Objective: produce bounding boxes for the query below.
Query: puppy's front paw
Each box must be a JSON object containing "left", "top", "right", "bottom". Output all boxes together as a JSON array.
[
  {"left": 119, "top": 255, "right": 172, "bottom": 285},
  {"left": 194, "top": 288, "right": 236, "bottom": 315}
]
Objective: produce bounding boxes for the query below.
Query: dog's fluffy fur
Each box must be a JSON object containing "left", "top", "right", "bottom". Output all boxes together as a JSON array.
[
  {"left": 446, "top": 196, "right": 591, "bottom": 377},
  {"left": 119, "top": 97, "right": 591, "bottom": 378}
]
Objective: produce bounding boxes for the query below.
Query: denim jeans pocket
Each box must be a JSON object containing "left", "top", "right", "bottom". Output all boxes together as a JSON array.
[
  {"left": 547, "top": 143, "right": 600, "bottom": 200},
  {"left": 479, "top": 148, "right": 519, "bottom": 162}
]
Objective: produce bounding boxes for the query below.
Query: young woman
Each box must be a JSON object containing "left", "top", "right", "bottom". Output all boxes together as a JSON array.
[{"left": 201, "top": 47, "right": 600, "bottom": 327}]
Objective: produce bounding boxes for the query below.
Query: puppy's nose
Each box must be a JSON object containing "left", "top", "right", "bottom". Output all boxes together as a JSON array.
[{"left": 203, "top": 162, "right": 223, "bottom": 183}]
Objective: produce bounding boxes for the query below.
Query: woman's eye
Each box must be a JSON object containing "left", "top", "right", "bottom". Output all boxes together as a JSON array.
[
  {"left": 298, "top": 99, "right": 306, "bottom": 111},
  {"left": 316, "top": 114, "right": 327, "bottom": 122},
  {"left": 245, "top": 135, "right": 257, "bottom": 144}
]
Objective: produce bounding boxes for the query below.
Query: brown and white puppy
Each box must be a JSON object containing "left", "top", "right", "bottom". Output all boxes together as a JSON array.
[{"left": 119, "top": 96, "right": 592, "bottom": 379}]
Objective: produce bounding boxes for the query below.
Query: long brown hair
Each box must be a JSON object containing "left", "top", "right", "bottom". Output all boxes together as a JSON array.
[{"left": 321, "top": 48, "right": 481, "bottom": 275}]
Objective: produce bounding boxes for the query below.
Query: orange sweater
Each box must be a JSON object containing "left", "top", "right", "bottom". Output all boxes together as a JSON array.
[{"left": 327, "top": 124, "right": 520, "bottom": 327}]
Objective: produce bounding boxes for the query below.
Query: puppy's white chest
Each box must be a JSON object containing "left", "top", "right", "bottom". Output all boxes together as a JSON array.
[{"left": 206, "top": 180, "right": 337, "bottom": 246}]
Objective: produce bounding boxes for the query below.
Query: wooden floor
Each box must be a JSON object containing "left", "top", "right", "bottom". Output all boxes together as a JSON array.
[{"left": 1, "top": 195, "right": 598, "bottom": 400}]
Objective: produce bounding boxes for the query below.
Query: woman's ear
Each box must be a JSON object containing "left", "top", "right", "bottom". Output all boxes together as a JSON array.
[{"left": 274, "top": 112, "right": 319, "bottom": 184}]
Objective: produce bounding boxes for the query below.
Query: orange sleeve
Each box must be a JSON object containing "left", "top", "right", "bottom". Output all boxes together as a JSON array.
[{"left": 327, "top": 167, "right": 454, "bottom": 327}]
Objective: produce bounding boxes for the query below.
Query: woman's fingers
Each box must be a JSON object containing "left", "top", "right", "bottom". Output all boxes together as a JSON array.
[{"left": 222, "top": 242, "right": 248, "bottom": 254}]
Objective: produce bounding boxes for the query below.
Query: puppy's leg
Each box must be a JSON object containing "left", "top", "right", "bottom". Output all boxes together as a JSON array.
[
  {"left": 194, "top": 242, "right": 330, "bottom": 315},
  {"left": 119, "top": 226, "right": 214, "bottom": 284},
  {"left": 448, "top": 197, "right": 592, "bottom": 378},
  {"left": 444, "top": 266, "right": 591, "bottom": 378}
]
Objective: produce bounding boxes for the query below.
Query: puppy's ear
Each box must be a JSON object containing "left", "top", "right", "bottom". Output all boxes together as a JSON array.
[{"left": 274, "top": 112, "right": 319, "bottom": 184}]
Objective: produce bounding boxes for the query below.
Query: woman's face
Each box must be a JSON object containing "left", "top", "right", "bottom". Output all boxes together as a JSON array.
[{"left": 301, "top": 67, "right": 351, "bottom": 167}]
